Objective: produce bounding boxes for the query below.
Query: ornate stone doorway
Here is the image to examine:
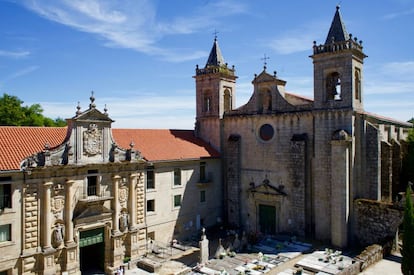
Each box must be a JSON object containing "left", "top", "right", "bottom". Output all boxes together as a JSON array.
[{"left": 79, "top": 227, "right": 105, "bottom": 274}]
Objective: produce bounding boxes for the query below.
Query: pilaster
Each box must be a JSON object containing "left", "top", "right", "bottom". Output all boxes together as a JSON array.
[{"left": 330, "top": 134, "right": 352, "bottom": 248}]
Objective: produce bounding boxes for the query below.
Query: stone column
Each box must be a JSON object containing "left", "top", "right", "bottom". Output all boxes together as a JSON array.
[
  {"left": 42, "top": 182, "right": 53, "bottom": 250},
  {"left": 65, "top": 180, "right": 75, "bottom": 243},
  {"left": 331, "top": 132, "right": 351, "bottom": 248},
  {"left": 129, "top": 174, "right": 137, "bottom": 229},
  {"left": 112, "top": 175, "right": 121, "bottom": 233}
]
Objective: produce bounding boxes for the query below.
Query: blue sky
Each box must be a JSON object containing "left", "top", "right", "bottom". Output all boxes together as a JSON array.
[{"left": 1, "top": 0, "right": 413, "bottom": 129}]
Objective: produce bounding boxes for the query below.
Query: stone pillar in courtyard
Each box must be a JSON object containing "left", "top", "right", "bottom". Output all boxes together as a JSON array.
[
  {"left": 330, "top": 130, "right": 352, "bottom": 248},
  {"left": 199, "top": 228, "right": 209, "bottom": 264}
]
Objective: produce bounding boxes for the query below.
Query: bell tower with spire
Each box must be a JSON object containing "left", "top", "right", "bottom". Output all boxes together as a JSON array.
[
  {"left": 311, "top": 6, "right": 367, "bottom": 111},
  {"left": 194, "top": 36, "right": 237, "bottom": 151}
]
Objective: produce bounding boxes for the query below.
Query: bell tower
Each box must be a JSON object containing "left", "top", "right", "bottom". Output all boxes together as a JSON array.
[
  {"left": 194, "top": 36, "right": 237, "bottom": 151},
  {"left": 311, "top": 6, "right": 367, "bottom": 111}
]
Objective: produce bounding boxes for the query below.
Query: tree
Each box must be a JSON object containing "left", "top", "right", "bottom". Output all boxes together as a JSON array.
[
  {"left": 402, "top": 129, "right": 414, "bottom": 189},
  {"left": 402, "top": 184, "right": 414, "bottom": 275},
  {"left": 0, "top": 93, "right": 66, "bottom": 126}
]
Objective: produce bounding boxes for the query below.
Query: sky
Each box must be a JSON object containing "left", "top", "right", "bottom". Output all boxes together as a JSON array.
[{"left": 0, "top": 0, "right": 413, "bottom": 129}]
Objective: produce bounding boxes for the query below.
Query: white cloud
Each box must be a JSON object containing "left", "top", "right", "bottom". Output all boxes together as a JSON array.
[
  {"left": 382, "top": 8, "right": 414, "bottom": 20},
  {"left": 267, "top": 21, "right": 326, "bottom": 55},
  {"left": 38, "top": 92, "right": 196, "bottom": 129},
  {"left": 0, "top": 50, "right": 30, "bottom": 58},
  {"left": 20, "top": 0, "right": 247, "bottom": 62},
  {"left": 3, "top": 66, "right": 39, "bottom": 82}
]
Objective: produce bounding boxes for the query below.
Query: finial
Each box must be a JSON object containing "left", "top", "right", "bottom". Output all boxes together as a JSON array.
[
  {"left": 104, "top": 104, "right": 108, "bottom": 115},
  {"left": 273, "top": 71, "right": 277, "bottom": 77},
  {"left": 130, "top": 141, "right": 135, "bottom": 148},
  {"left": 44, "top": 142, "right": 50, "bottom": 150},
  {"left": 213, "top": 29, "right": 219, "bottom": 41},
  {"left": 336, "top": 2, "right": 341, "bottom": 10},
  {"left": 261, "top": 54, "right": 270, "bottom": 71},
  {"left": 89, "top": 91, "right": 96, "bottom": 109},
  {"left": 76, "top": 101, "right": 81, "bottom": 115}
]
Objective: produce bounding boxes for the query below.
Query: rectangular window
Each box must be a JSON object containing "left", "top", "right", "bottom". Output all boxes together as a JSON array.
[
  {"left": 200, "top": 162, "right": 206, "bottom": 182},
  {"left": 87, "top": 175, "right": 97, "bottom": 196},
  {"left": 173, "top": 195, "right": 182, "bottom": 208},
  {"left": 147, "top": 199, "right": 155, "bottom": 212},
  {"left": 0, "top": 224, "right": 11, "bottom": 242},
  {"left": 0, "top": 184, "right": 11, "bottom": 209},
  {"left": 200, "top": 190, "right": 206, "bottom": 203},
  {"left": 146, "top": 167, "right": 155, "bottom": 189},
  {"left": 174, "top": 168, "right": 181, "bottom": 186}
]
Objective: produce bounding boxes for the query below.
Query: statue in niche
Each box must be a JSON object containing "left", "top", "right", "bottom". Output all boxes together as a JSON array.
[
  {"left": 53, "top": 223, "right": 64, "bottom": 247},
  {"left": 119, "top": 210, "right": 129, "bottom": 232}
]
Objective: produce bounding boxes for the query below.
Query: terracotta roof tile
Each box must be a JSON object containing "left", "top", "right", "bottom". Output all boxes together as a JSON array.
[
  {"left": 112, "top": 129, "right": 220, "bottom": 162},
  {"left": 0, "top": 127, "right": 219, "bottom": 171},
  {"left": 0, "top": 127, "right": 67, "bottom": 171}
]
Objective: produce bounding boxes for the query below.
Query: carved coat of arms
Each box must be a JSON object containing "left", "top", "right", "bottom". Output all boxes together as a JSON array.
[{"left": 83, "top": 123, "right": 102, "bottom": 155}]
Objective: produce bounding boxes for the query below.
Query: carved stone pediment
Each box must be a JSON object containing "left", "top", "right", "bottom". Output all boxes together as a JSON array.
[
  {"left": 248, "top": 179, "right": 287, "bottom": 196},
  {"left": 74, "top": 108, "right": 114, "bottom": 123},
  {"left": 74, "top": 201, "right": 112, "bottom": 225}
]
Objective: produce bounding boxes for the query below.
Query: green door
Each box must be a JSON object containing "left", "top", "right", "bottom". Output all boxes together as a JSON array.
[
  {"left": 79, "top": 228, "right": 105, "bottom": 273},
  {"left": 259, "top": 204, "right": 276, "bottom": 234}
]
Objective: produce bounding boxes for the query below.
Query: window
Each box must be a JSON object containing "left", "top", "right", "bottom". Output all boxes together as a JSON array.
[
  {"left": 173, "top": 195, "right": 182, "bottom": 208},
  {"left": 146, "top": 167, "right": 155, "bottom": 189},
  {"left": 0, "top": 184, "right": 11, "bottom": 209},
  {"left": 200, "top": 190, "right": 206, "bottom": 203},
  {"left": 0, "top": 224, "right": 11, "bottom": 242},
  {"left": 87, "top": 170, "right": 98, "bottom": 196},
  {"left": 355, "top": 69, "right": 361, "bottom": 101},
  {"left": 200, "top": 162, "right": 206, "bottom": 182},
  {"left": 203, "top": 96, "right": 212, "bottom": 112},
  {"left": 174, "top": 168, "right": 181, "bottom": 186},
  {"left": 259, "top": 124, "right": 274, "bottom": 141},
  {"left": 147, "top": 199, "right": 155, "bottom": 212},
  {"left": 326, "top": 72, "right": 341, "bottom": 100},
  {"left": 224, "top": 89, "right": 232, "bottom": 112}
]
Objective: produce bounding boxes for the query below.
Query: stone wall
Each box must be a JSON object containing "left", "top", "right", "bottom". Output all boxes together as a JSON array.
[{"left": 354, "top": 199, "right": 402, "bottom": 246}]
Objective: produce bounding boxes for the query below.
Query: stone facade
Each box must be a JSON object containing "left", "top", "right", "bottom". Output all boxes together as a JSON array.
[
  {"left": 0, "top": 97, "right": 222, "bottom": 274},
  {"left": 195, "top": 6, "right": 412, "bottom": 248}
]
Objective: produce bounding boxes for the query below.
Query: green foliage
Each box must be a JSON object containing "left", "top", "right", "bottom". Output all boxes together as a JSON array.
[
  {"left": 402, "top": 185, "right": 414, "bottom": 275},
  {"left": 0, "top": 93, "right": 66, "bottom": 127},
  {"left": 402, "top": 129, "right": 414, "bottom": 187}
]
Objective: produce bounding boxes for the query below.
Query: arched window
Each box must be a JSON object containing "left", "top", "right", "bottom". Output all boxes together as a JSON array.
[
  {"left": 203, "top": 95, "right": 212, "bottom": 112},
  {"left": 326, "top": 72, "right": 341, "bottom": 101},
  {"left": 223, "top": 89, "right": 232, "bottom": 112},
  {"left": 355, "top": 69, "right": 361, "bottom": 101}
]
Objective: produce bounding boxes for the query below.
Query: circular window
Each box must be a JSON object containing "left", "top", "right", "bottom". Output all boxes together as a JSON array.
[{"left": 259, "top": 124, "right": 274, "bottom": 141}]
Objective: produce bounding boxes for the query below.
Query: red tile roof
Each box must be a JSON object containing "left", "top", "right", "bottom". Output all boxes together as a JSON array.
[
  {"left": 112, "top": 129, "right": 220, "bottom": 162},
  {"left": 0, "top": 127, "right": 67, "bottom": 171},
  {"left": 0, "top": 127, "right": 219, "bottom": 171}
]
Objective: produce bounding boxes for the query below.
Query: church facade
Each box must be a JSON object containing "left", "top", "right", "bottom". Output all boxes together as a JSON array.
[
  {"left": 195, "top": 6, "right": 411, "bottom": 248},
  {"left": 0, "top": 6, "right": 412, "bottom": 275}
]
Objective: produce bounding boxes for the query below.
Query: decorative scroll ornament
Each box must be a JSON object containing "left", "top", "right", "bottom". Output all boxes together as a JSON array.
[{"left": 83, "top": 123, "right": 102, "bottom": 155}]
